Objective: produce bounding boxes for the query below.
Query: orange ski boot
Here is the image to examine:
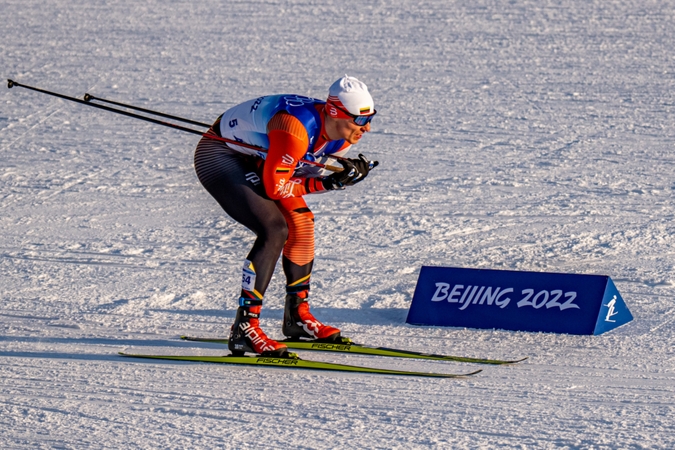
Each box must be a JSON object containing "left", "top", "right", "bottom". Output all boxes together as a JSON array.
[
  {"left": 282, "top": 294, "right": 341, "bottom": 342},
  {"left": 229, "top": 305, "right": 288, "bottom": 356}
]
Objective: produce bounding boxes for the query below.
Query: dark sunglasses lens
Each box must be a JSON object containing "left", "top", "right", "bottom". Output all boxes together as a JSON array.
[{"left": 354, "top": 114, "right": 374, "bottom": 126}]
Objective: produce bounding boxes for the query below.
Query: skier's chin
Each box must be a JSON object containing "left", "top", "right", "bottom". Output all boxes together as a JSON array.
[{"left": 348, "top": 134, "right": 362, "bottom": 145}]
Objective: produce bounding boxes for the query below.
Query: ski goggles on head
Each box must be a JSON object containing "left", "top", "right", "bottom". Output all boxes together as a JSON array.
[{"left": 327, "top": 102, "right": 377, "bottom": 126}]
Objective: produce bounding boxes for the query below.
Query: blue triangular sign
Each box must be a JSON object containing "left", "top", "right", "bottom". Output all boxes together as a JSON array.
[{"left": 593, "top": 277, "right": 633, "bottom": 335}]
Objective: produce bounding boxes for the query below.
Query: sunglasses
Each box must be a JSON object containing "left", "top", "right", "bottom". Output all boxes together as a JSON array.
[{"left": 328, "top": 102, "right": 377, "bottom": 126}]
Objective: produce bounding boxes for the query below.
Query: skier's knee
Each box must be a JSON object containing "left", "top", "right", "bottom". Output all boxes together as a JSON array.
[{"left": 263, "top": 216, "right": 288, "bottom": 250}]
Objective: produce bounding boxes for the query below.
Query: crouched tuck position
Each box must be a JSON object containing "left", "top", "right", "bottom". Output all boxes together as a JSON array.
[{"left": 193, "top": 76, "right": 378, "bottom": 356}]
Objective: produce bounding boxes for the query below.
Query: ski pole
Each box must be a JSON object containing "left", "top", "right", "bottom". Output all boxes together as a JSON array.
[
  {"left": 83, "top": 93, "right": 211, "bottom": 128},
  {"left": 85, "top": 93, "right": 374, "bottom": 170},
  {"left": 7, "top": 79, "right": 343, "bottom": 172},
  {"left": 7, "top": 79, "right": 207, "bottom": 136}
]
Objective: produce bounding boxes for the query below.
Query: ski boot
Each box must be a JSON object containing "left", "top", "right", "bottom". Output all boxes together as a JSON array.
[
  {"left": 228, "top": 305, "right": 289, "bottom": 357},
  {"left": 282, "top": 294, "right": 341, "bottom": 342}
]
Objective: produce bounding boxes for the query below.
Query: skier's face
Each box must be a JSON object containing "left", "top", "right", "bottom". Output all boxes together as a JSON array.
[{"left": 326, "top": 116, "right": 371, "bottom": 145}]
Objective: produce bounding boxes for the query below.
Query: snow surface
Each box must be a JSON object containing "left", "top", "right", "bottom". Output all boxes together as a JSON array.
[{"left": 2, "top": 0, "right": 675, "bottom": 448}]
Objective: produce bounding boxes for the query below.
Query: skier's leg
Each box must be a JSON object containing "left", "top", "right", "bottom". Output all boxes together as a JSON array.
[
  {"left": 277, "top": 197, "right": 341, "bottom": 341},
  {"left": 278, "top": 196, "right": 315, "bottom": 292},
  {"left": 194, "top": 133, "right": 287, "bottom": 355}
]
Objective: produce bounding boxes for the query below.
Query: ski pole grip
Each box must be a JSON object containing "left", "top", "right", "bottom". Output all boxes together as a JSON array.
[
  {"left": 325, "top": 164, "right": 344, "bottom": 173},
  {"left": 325, "top": 161, "right": 377, "bottom": 173}
]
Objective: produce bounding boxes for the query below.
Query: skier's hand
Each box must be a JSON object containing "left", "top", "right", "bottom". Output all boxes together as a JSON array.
[
  {"left": 322, "top": 154, "right": 379, "bottom": 190},
  {"left": 348, "top": 154, "right": 378, "bottom": 185}
]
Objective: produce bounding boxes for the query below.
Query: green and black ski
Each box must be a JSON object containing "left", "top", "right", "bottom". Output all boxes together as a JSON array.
[
  {"left": 119, "top": 352, "right": 481, "bottom": 378},
  {"left": 180, "top": 336, "right": 527, "bottom": 365}
]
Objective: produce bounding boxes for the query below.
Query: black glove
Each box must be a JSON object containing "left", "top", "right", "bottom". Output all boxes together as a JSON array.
[{"left": 322, "top": 154, "right": 379, "bottom": 190}]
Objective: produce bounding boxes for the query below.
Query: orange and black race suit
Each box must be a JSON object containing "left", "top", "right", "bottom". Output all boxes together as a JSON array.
[{"left": 194, "top": 98, "right": 350, "bottom": 303}]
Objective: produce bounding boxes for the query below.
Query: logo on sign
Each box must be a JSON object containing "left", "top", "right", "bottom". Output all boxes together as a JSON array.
[
  {"left": 430, "top": 282, "right": 580, "bottom": 312},
  {"left": 432, "top": 283, "right": 513, "bottom": 310},
  {"left": 407, "top": 266, "right": 632, "bottom": 335},
  {"left": 604, "top": 296, "right": 618, "bottom": 322}
]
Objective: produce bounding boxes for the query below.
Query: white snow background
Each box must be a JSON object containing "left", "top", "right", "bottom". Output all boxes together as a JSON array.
[{"left": 2, "top": 0, "right": 674, "bottom": 448}]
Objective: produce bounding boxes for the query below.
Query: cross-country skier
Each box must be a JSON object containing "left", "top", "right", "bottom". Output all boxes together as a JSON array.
[{"left": 194, "top": 75, "right": 378, "bottom": 356}]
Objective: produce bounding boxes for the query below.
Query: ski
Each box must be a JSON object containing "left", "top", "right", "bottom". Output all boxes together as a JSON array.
[
  {"left": 180, "top": 336, "right": 527, "bottom": 365},
  {"left": 119, "top": 352, "right": 481, "bottom": 378}
]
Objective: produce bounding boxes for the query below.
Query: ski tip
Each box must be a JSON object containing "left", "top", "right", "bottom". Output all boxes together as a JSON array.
[
  {"left": 501, "top": 357, "right": 529, "bottom": 364},
  {"left": 433, "top": 369, "right": 482, "bottom": 378}
]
